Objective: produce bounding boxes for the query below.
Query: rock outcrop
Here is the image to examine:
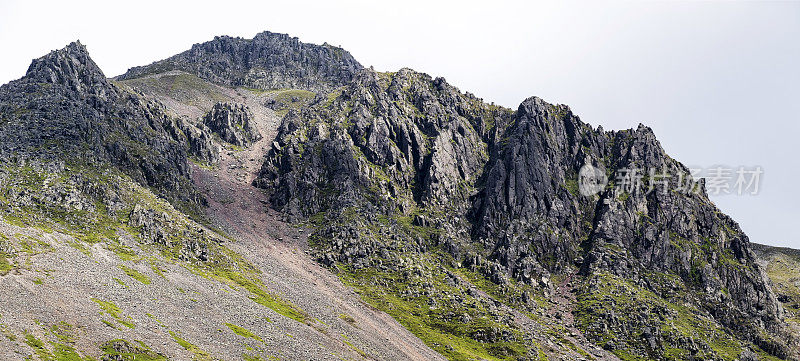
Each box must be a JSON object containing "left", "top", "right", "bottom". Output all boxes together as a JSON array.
[
  {"left": 0, "top": 40, "right": 448, "bottom": 361},
  {"left": 173, "top": 118, "right": 220, "bottom": 164},
  {"left": 0, "top": 41, "right": 207, "bottom": 211},
  {"left": 117, "top": 31, "right": 363, "bottom": 93},
  {"left": 476, "top": 97, "right": 793, "bottom": 358},
  {"left": 752, "top": 243, "right": 800, "bottom": 351},
  {"left": 203, "top": 102, "right": 260, "bottom": 146},
  {"left": 254, "top": 68, "right": 509, "bottom": 219},
  {"left": 255, "top": 70, "right": 796, "bottom": 359}
]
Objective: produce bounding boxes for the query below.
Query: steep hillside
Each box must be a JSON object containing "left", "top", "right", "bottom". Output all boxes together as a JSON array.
[
  {"left": 0, "top": 41, "right": 215, "bottom": 213},
  {"left": 0, "top": 42, "right": 445, "bottom": 361}
]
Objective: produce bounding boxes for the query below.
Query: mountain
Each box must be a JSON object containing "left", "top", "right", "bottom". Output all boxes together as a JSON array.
[
  {"left": 0, "top": 31, "right": 797, "bottom": 361},
  {"left": 0, "top": 40, "right": 439, "bottom": 361}
]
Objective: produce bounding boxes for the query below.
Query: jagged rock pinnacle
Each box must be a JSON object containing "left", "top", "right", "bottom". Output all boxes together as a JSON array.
[{"left": 24, "top": 41, "right": 109, "bottom": 96}]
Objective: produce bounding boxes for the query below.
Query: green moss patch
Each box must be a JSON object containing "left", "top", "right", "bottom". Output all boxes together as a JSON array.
[
  {"left": 341, "top": 334, "right": 369, "bottom": 358},
  {"left": 191, "top": 247, "right": 308, "bottom": 324},
  {"left": 118, "top": 265, "right": 151, "bottom": 285},
  {"left": 169, "top": 331, "right": 213, "bottom": 361},
  {"left": 92, "top": 298, "right": 135, "bottom": 329},
  {"left": 23, "top": 330, "right": 94, "bottom": 361},
  {"left": 339, "top": 261, "right": 531, "bottom": 361},
  {"left": 0, "top": 253, "right": 12, "bottom": 275},
  {"left": 338, "top": 313, "right": 356, "bottom": 325},
  {"left": 225, "top": 323, "right": 264, "bottom": 343},
  {"left": 100, "top": 339, "right": 166, "bottom": 361},
  {"left": 210, "top": 268, "right": 308, "bottom": 324}
]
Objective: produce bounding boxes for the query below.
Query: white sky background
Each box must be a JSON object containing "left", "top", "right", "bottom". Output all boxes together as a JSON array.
[{"left": 1, "top": 0, "right": 798, "bottom": 248}]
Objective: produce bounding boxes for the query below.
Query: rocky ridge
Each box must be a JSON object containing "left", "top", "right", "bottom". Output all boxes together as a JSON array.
[
  {"left": 117, "top": 31, "right": 363, "bottom": 94},
  {"left": 254, "top": 66, "right": 797, "bottom": 359},
  {"left": 474, "top": 97, "right": 791, "bottom": 357},
  {"left": 0, "top": 41, "right": 216, "bottom": 212}
]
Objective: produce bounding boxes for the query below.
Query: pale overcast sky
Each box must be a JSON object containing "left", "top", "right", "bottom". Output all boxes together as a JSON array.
[{"left": 1, "top": 1, "right": 798, "bottom": 248}]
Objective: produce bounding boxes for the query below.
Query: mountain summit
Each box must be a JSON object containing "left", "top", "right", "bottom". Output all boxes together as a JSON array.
[
  {"left": 24, "top": 41, "right": 109, "bottom": 95},
  {"left": 117, "top": 31, "right": 363, "bottom": 93},
  {"left": 0, "top": 31, "right": 797, "bottom": 361}
]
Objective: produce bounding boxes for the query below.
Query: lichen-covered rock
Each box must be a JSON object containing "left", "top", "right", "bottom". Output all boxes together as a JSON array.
[
  {"left": 117, "top": 31, "right": 363, "bottom": 93},
  {"left": 203, "top": 102, "right": 260, "bottom": 147}
]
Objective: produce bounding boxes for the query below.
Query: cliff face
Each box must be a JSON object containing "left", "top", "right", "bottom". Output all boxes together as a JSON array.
[
  {"left": 203, "top": 102, "right": 262, "bottom": 146},
  {"left": 475, "top": 98, "right": 792, "bottom": 357},
  {"left": 117, "top": 31, "right": 363, "bottom": 93},
  {"left": 254, "top": 68, "right": 795, "bottom": 359},
  {"left": 254, "top": 68, "right": 509, "bottom": 220}
]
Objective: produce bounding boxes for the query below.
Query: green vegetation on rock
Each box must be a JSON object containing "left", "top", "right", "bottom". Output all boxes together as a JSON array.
[
  {"left": 100, "top": 339, "right": 167, "bottom": 361},
  {"left": 118, "top": 265, "right": 151, "bottom": 285},
  {"left": 204, "top": 265, "right": 309, "bottom": 324},
  {"left": 22, "top": 328, "right": 95, "bottom": 361},
  {"left": 92, "top": 298, "right": 135, "bottom": 329},
  {"left": 169, "top": 331, "right": 214, "bottom": 361},
  {"left": 225, "top": 323, "right": 264, "bottom": 343},
  {"left": 0, "top": 253, "right": 11, "bottom": 275},
  {"left": 335, "top": 250, "right": 534, "bottom": 361},
  {"left": 575, "top": 272, "right": 759, "bottom": 360}
]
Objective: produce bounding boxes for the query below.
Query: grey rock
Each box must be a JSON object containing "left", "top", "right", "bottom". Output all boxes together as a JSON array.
[
  {"left": 3, "top": 35, "right": 797, "bottom": 361},
  {"left": 0, "top": 41, "right": 206, "bottom": 211},
  {"left": 117, "top": 31, "right": 363, "bottom": 94},
  {"left": 255, "top": 79, "right": 795, "bottom": 358},
  {"left": 254, "top": 68, "right": 510, "bottom": 221},
  {"left": 203, "top": 102, "right": 261, "bottom": 146}
]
